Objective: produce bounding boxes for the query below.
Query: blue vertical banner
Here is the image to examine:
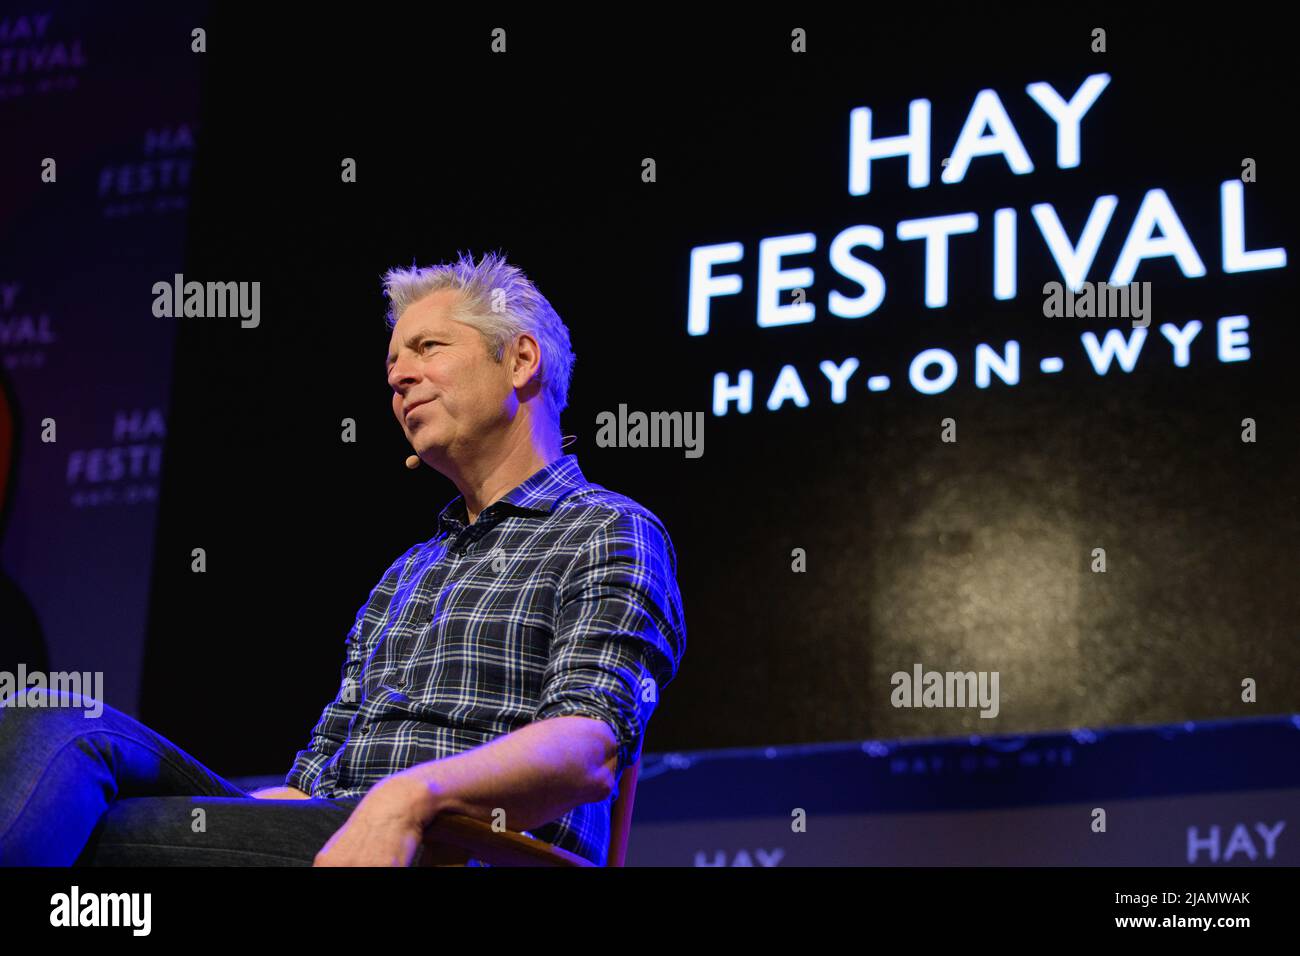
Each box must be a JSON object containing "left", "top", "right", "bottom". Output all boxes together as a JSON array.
[{"left": 0, "top": 3, "right": 207, "bottom": 716}]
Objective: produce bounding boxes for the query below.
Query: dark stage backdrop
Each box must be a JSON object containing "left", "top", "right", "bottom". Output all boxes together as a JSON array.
[
  {"left": 140, "top": 11, "right": 1298, "bottom": 778},
  {"left": 0, "top": 3, "right": 207, "bottom": 718}
]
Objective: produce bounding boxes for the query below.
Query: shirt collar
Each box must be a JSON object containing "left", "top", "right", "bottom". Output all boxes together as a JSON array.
[{"left": 435, "top": 454, "right": 588, "bottom": 535}]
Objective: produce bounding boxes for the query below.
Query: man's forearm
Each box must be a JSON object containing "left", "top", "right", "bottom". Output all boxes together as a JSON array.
[{"left": 398, "top": 715, "right": 619, "bottom": 833}]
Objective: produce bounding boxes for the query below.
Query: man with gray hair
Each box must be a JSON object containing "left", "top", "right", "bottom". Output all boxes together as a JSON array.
[{"left": 0, "top": 251, "right": 687, "bottom": 867}]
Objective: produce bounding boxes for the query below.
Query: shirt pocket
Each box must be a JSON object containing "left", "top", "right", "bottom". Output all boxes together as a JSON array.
[{"left": 415, "top": 612, "right": 552, "bottom": 716}]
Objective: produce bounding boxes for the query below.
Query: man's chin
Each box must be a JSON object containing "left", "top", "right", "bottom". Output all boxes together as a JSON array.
[{"left": 412, "top": 440, "right": 449, "bottom": 463}]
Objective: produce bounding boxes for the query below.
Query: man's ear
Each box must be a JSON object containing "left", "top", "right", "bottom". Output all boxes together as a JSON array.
[{"left": 511, "top": 332, "right": 544, "bottom": 388}]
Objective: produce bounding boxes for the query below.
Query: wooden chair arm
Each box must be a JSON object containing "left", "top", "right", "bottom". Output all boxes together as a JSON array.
[{"left": 419, "top": 812, "right": 596, "bottom": 867}]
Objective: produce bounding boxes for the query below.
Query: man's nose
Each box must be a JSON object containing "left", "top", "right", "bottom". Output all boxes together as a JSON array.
[{"left": 388, "top": 356, "right": 420, "bottom": 389}]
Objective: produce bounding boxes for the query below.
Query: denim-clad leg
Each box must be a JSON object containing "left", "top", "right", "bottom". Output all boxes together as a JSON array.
[
  {"left": 80, "top": 794, "right": 364, "bottom": 866},
  {"left": 0, "top": 687, "right": 355, "bottom": 866}
]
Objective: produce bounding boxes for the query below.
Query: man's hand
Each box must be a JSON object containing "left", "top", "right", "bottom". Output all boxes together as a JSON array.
[
  {"left": 249, "top": 785, "right": 311, "bottom": 800},
  {"left": 313, "top": 771, "right": 437, "bottom": 867}
]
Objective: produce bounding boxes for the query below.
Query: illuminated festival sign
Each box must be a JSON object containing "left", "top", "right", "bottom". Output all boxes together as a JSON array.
[{"left": 686, "top": 73, "right": 1288, "bottom": 414}]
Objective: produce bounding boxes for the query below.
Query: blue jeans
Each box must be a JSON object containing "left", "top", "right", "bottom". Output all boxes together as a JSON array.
[{"left": 0, "top": 688, "right": 363, "bottom": 866}]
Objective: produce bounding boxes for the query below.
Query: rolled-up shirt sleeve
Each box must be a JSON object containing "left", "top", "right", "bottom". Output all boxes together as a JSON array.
[{"left": 532, "top": 510, "right": 687, "bottom": 784}]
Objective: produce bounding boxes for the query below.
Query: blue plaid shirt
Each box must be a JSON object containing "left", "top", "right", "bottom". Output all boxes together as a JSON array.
[{"left": 284, "top": 453, "right": 686, "bottom": 865}]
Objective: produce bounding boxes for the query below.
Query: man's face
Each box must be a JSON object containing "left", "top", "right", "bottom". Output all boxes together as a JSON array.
[{"left": 386, "top": 289, "right": 516, "bottom": 461}]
